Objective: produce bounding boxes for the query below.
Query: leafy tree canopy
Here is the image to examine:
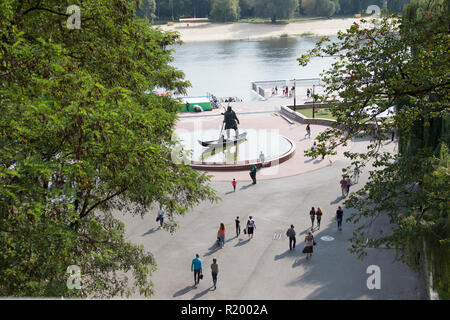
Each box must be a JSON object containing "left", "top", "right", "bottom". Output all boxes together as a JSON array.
[
  {"left": 254, "top": 0, "right": 299, "bottom": 22},
  {"left": 0, "top": 0, "right": 218, "bottom": 297},
  {"left": 299, "top": 1, "right": 449, "bottom": 297}
]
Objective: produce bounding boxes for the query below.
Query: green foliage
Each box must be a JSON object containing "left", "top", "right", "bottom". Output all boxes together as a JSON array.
[
  {"left": 254, "top": 0, "right": 299, "bottom": 22},
  {"left": 0, "top": 0, "right": 218, "bottom": 297},
  {"left": 298, "top": 2, "right": 449, "bottom": 297},
  {"left": 136, "top": 0, "right": 157, "bottom": 21},
  {"left": 302, "top": 0, "right": 340, "bottom": 17},
  {"left": 210, "top": 0, "right": 241, "bottom": 21}
]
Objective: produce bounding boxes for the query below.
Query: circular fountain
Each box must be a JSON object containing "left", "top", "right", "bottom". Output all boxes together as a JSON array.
[{"left": 176, "top": 128, "right": 296, "bottom": 170}]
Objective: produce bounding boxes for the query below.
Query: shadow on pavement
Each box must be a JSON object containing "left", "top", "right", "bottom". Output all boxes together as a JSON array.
[
  {"left": 173, "top": 285, "right": 196, "bottom": 298},
  {"left": 234, "top": 238, "right": 250, "bottom": 247},
  {"left": 204, "top": 242, "right": 221, "bottom": 257},
  {"left": 142, "top": 227, "right": 159, "bottom": 236},
  {"left": 192, "top": 286, "right": 213, "bottom": 300},
  {"left": 240, "top": 183, "right": 254, "bottom": 190},
  {"left": 224, "top": 191, "right": 235, "bottom": 195},
  {"left": 274, "top": 249, "right": 294, "bottom": 261},
  {"left": 330, "top": 196, "right": 344, "bottom": 205}
]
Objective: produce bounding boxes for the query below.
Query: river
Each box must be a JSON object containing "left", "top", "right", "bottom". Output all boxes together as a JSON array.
[{"left": 170, "top": 36, "right": 337, "bottom": 101}]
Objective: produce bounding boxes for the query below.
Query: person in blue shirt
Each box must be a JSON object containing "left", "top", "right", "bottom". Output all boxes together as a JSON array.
[{"left": 191, "top": 253, "right": 203, "bottom": 286}]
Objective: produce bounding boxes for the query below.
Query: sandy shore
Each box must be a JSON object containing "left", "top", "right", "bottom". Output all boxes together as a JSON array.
[{"left": 159, "top": 18, "right": 364, "bottom": 42}]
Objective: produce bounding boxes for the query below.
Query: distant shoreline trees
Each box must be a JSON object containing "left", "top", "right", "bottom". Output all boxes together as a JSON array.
[{"left": 150, "top": 0, "right": 412, "bottom": 22}]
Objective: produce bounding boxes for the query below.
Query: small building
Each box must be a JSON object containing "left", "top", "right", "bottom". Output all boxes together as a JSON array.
[{"left": 180, "top": 97, "right": 212, "bottom": 112}]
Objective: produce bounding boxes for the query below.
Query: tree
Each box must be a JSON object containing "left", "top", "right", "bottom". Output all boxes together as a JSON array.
[
  {"left": 136, "top": 0, "right": 157, "bottom": 21},
  {"left": 254, "top": 0, "right": 299, "bottom": 22},
  {"left": 298, "top": 1, "right": 449, "bottom": 297},
  {"left": 0, "top": 0, "right": 218, "bottom": 297},
  {"left": 210, "top": 0, "right": 241, "bottom": 21},
  {"left": 239, "top": 0, "right": 256, "bottom": 18},
  {"left": 301, "top": 0, "right": 340, "bottom": 17}
]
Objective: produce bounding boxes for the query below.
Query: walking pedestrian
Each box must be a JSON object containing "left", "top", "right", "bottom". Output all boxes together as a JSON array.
[
  {"left": 336, "top": 206, "right": 344, "bottom": 231},
  {"left": 316, "top": 207, "right": 323, "bottom": 229},
  {"left": 211, "top": 258, "right": 219, "bottom": 290},
  {"left": 345, "top": 176, "right": 351, "bottom": 195},
  {"left": 250, "top": 164, "right": 258, "bottom": 184},
  {"left": 191, "top": 253, "right": 203, "bottom": 286},
  {"left": 305, "top": 124, "right": 311, "bottom": 139},
  {"left": 259, "top": 151, "right": 265, "bottom": 165},
  {"left": 157, "top": 206, "right": 164, "bottom": 228},
  {"left": 275, "top": 86, "right": 278, "bottom": 94},
  {"left": 391, "top": 127, "right": 396, "bottom": 141},
  {"left": 340, "top": 176, "right": 348, "bottom": 197},
  {"left": 247, "top": 216, "right": 256, "bottom": 240},
  {"left": 232, "top": 178, "right": 237, "bottom": 192},
  {"left": 353, "top": 166, "right": 360, "bottom": 184},
  {"left": 217, "top": 223, "right": 226, "bottom": 248},
  {"left": 235, "top": 216, "right": 240, "bottom": 237},
  {"left": 309, "top": 207, "right": 316, "bottom": 230},
  {"left": 286, "top": 225, "right": 296, "bottom": 251},
  {"left": 303, "top": 231, "right": 315, "bottom": 259},
  {"left": 306, "top": 88, "right": 310, "bottom": 98}
]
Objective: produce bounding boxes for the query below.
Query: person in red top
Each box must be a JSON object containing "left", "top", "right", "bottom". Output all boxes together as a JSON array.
[
  {"left": 232, "top": 178, "right": 237, "bottom": 192},
  {"left": 217, "top": 223, "right": 226, "bottom": 248}
]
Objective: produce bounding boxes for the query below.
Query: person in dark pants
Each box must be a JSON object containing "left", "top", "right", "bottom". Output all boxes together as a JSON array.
[
  {"left": 250, "top": 165, "right": 258, "bottom": 184},
  {"left": 309, "top": 207, "right": 316, "bottom": 230},
  {"left": 286, "top": 225, "right": 296, "bottom": 251},
  {"left": 157, "top": 206, "right": 164, "bottom": 228},
  {"left": 191, "top": 253, "right": 202, "bottom": 286},
  {"left": 232, "top": 178, "right": 237, "bottom": 192},
  {"left": 235, "top": 216, "right": 240, "bottom": 237},
  {"left": 211, "top": 258, "right": 219, "bottom": 290},
  {"left": 247, "top": 216, "right": 256, "bottom": 240},
  {"left": 336, "top": 206, "right": 344, "bottom": 231},
  {"left": 316, "top": 207, "right": 323, "bottom": 230}
]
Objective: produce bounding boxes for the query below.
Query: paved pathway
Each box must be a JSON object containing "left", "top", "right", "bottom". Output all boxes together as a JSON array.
[{"left": 116, "top": 137, "right": 426, "bottom": 300}]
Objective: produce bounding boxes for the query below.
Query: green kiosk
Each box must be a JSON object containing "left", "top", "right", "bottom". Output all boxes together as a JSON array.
[{"left": 180, "top": 97, "right": 212, "bottom": 112}]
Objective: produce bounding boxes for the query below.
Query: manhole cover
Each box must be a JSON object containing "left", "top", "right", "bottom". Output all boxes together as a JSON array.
[
  {"left": 273, "top": 233, "right": 281, "bottom": 240},
  {"left": 320, "top": 236, "right": 335, "bottom": 241}
]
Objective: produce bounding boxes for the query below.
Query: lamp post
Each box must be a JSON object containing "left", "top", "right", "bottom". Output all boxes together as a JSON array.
[
  {"left": 312, "top": 84, "right": 316, "bottom": 119},
  {"left": 293, "top": 78, "right": 296, "bottom": 111}
]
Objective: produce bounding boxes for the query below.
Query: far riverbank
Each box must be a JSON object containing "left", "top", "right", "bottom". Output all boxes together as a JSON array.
[{"left": 159, "top": 18, "right": 367, "bottom": 42}]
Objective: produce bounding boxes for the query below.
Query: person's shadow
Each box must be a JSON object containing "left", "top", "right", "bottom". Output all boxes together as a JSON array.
[
  {"left": 204, "top": 242, "right": 221, "bottom": 257},
  {"left": 142, "top": 228, "right": 159, "bottom": 236},
  {"left": 330, "top": 196, "right": 343, "bottom": 205},
  {"left": 192, "top": 286, "right": 213, "bottom": 300},
  {"left": 274, "top": 249, "right": 294, "bottom": 261},
  {"left": 234, "top": 238, "right": 250, "bottom": 247},
  {"left": 173, "top": 285, "right": 196, "bottom": 298},
  {"left": 224, "top": 191, "right": 235, "bottom": 195},
  {"left": 239, "top": 183, "right": 254, "bottom": 190}
]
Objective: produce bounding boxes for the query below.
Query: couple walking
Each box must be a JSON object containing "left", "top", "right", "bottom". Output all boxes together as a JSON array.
[
  {"left": 191, "top": 254, "right": 219, "bottom": 290},
  {"left": 340, "top": 176, "right": 352, "bottom": 197},
  {"left": 285, "top": 225, "right": 315, "bottom": 259},
  {"left": 309, "top": 207, "right": 323, "bottom": 230}
]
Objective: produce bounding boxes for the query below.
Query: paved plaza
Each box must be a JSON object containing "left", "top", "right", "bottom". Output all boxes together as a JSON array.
[{"left": 115, "top": 104, "right": 427, "bottom": 300}]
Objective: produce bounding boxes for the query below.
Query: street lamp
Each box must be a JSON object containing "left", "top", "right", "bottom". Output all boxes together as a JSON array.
[
  {"left": 312, "top": 84, "right": 316, "bottom": 119},
  {"left": 293, "top": 78, "right": 296, "bottom": 111}
]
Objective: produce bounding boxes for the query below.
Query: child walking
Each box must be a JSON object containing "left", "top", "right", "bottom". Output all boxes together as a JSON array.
[{"left": 232, "top": 178, "right": 237, "bottom": 192}]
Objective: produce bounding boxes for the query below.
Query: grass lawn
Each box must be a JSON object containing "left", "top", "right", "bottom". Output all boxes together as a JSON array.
[{"left": 296, "top": 108, "right": 337, "bottom": 120}]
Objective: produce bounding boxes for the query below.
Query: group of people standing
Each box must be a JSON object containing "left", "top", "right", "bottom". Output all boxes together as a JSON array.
[
  {"left": 271, "top": 85, "right": 295, "bottom": 97},
  {"left": 216, "top": 216, "right": 257, "bottom": 248},
  {"left": 285, "top": 225, "right": 315, "bottom": 259},
  {"left": 285, "top": 206, "right": 345, "bottom": 260}
]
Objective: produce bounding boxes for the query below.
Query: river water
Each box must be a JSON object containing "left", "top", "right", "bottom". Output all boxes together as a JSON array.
[{"left": 170, "top": 36, "right": 337, "bottom": 101}]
